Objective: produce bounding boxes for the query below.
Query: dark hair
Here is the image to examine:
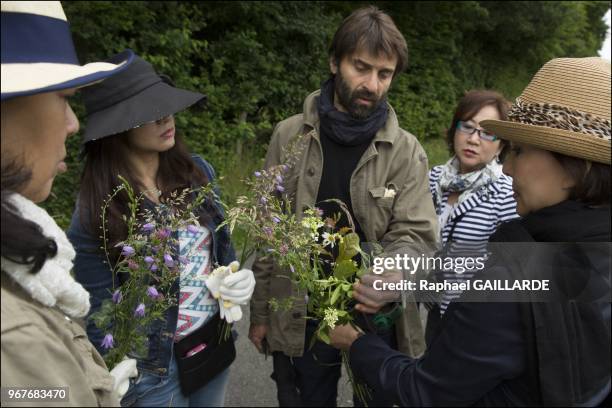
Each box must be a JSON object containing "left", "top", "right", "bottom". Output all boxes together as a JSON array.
[
  {"left": 329, "top": 6, "right": 408, "bottom": 76},
  {"left": 1, "top": 159, "right": 58, "bottom": 274},
  {"left": 79, "top": 131, "right": 209, "bottom": 260},
  {"left": 446, "top": 90, "right": 511, "bottom": 160},
  {"left": 551, "top": 153, "right": 611, "bottom": 206}
]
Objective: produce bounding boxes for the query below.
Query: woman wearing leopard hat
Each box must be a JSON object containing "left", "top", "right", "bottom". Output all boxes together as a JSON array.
[{"left": 329, "top": 57, "right": 611, "bottom": 406}]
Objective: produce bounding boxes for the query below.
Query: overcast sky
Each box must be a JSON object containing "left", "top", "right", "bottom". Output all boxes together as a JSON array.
[{"left": 600, "top": 9, "right": 611, "bottom": 61}]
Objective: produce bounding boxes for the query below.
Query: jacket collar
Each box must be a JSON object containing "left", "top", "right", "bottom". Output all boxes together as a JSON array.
[
  {"left": 0, "top": 193, "right": 90, "bottom": 318},
  {"left": 521, "top": 200, "right": 611, "bottom": 242},
  {"left": 302, "top": 89, "right": 401, "bottom": 145}
]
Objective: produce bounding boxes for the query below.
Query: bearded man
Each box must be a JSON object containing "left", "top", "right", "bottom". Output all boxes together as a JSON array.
[{"left": 248, "top": 6, "right": 437, "bottom": 406}]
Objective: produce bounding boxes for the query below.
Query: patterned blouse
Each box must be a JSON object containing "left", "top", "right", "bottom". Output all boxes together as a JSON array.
[{"left": 174, "top": 225, "right": 219, "bottom": 340}]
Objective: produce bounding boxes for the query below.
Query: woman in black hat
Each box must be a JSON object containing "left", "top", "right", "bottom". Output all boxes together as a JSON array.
[{"left": 67, "top": 52, "right": 255, "bottom": 406}]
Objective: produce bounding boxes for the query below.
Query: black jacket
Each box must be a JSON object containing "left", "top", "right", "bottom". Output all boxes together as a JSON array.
[{"left": 349, "top": 201, "right": 610, "bottom": 406}]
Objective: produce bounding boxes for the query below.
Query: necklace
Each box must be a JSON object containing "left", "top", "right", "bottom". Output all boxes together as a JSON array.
[{"left": 144, "top": 187, "right": 162, "bottom": 202}]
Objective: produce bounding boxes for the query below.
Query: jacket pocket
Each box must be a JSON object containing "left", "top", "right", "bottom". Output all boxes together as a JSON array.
[
  {"left": 369, "top": 186, "right": 395, "bottom": 209},
  {"left": 268, "top": 270, "right": 303, "bottom": 351},
  {"left": 269, "top": 272, "right": 293, "bottom": 309}
]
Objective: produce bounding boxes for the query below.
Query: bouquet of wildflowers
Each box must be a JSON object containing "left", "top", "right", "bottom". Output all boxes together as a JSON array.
[
  {"left": 91, "top": 176, "right": 214, "bottom": 370},
  {"left": 220, "top": 135, "right": 377, "bottom": 403}
]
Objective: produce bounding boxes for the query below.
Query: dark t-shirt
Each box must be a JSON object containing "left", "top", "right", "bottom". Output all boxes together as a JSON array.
[{"left": 315, "top": 130, "right": 371, "bottom": 244}]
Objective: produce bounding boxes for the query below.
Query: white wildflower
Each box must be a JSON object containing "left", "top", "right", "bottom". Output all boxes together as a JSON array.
[
  {"left": 321, "top": 232, "right": 339, "bottom": 248},
  {"left": 301, "top": 216, "right": 324, "bottom": 231},
  {"left": 302, "top": 216, "right": 324, "bottom": 242},
  {"left": 323, "top": 307, "right": 339, "bottom": 330}
]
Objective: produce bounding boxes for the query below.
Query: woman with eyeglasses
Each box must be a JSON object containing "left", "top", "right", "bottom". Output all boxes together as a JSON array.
[{"left": 426, "top": 90, "right": 519, "bottom": 319}]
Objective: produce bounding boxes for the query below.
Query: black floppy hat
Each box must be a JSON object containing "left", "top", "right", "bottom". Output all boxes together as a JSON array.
[{"left": 82, "top": 50, "right": 205, "bottom": 143}]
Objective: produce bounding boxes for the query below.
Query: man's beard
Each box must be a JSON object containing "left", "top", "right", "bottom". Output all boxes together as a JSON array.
[{"left": 334, "top": 72, "right": 386, "bottom": 120}]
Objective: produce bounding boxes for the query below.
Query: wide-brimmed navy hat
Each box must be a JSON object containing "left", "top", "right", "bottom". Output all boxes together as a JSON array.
[
  {"left": 82, "top": 51, "right": 206, "bottom": 143},
  {"left": 1, "top": 1, "right": 133, "bottom": 101}
]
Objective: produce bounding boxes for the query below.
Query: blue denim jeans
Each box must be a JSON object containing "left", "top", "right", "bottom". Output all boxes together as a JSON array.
[{"left": 121, "top": 352, "right": 230, "bottom": 407}]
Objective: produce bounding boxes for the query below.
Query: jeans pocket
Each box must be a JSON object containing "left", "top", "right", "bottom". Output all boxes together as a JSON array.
[{"left": 121, "top": 372, "right": 168, "bottom": 406}]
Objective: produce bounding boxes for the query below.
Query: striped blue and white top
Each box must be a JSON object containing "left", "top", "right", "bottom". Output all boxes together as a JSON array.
[{"left": 428, "top": 165, "right": 519, "bottom": 314}]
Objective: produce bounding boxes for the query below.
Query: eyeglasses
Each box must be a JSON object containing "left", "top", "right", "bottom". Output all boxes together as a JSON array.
[
  {"left": 456, "top": 121, "right": 498, "bottom": 142},
  {"left": 131, "top": 115, "right": 173, "bottom": 130}
]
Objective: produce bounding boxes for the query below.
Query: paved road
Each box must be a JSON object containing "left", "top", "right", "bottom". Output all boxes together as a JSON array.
[{"left": 224, "top": 306, "right": 353, "bottom": 407}]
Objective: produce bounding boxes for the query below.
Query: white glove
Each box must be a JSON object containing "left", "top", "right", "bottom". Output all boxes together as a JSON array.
[
  {"left": 205, "top": 261, "right": 254, "bottom": 323},
  {"left": 219, "top": 298, "right": 243, "bottom": 323},
  {"left": 205, "top": 267, "right": 226, "bottom": 300},
  {"left": 205, "top": 261, "right": 240, "bottom": 300},
  {"left": 219, "top": 268, "right": 255, "bottom": 305},
  {"left": 109, "top": 358, "right": 138, "bottom": 400}
]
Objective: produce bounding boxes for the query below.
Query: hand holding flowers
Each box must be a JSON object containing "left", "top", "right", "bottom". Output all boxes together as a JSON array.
[
  {"left": 219, "top": 135, "right": 378, "bottom": 403},
  {"left": 353, "top": 270, "right": 403, "bottom": 314},
  {"left": 91, "top": 176, "right": 215, "bottom": 370},
  {"left": 329, "top": 323, "right": 364, "bottom": 351},
  {"left": 204, "top": 260, "right": 255, "bottom": 324},
  {"left": 109, "top": 357, "right": 138, "bottom": 400}
]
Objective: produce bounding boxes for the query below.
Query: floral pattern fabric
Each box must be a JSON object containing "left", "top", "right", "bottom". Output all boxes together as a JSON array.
[{"left": 434, "top": 155, "right": 503, "bottom": 210}]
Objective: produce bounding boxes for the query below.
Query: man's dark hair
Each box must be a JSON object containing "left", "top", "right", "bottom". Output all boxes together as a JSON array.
[{"left": 329, "top": 6, "right": 408, "bottom": 76}]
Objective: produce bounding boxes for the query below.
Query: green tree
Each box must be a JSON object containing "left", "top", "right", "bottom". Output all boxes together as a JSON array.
[{"left": 43, "top": 1, "right": 609, "bottom": 228}]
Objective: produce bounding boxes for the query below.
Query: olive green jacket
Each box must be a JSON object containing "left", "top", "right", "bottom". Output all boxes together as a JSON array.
[
  {"left": 250, "top": 90, "right": 437, "bottom": 357},
  {"left": 1, "top": 274, "right": 118, "bottom": 407},
  {"left": 1, "top": 193, "right": 118, "bottom": 407}
]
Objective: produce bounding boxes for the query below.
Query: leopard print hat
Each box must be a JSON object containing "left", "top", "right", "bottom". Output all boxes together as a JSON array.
[{"left": 481, "top": 57, "right": 611, "bottom": 165}]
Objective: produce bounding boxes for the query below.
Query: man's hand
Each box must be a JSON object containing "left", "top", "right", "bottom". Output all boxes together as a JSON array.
[
  {"left": 353, "top": 270, "right": 402, "bottom": 314},
  {"left": 248, "top": 323, "right": 269, "bottom": 353},
  {"left": 330, "top": 324, "right": 362, "bottom": 351}
]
